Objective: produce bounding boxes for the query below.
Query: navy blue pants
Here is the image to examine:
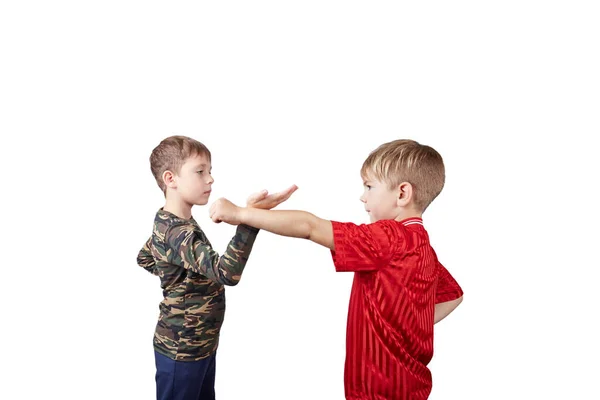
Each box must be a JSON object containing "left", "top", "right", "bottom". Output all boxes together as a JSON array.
[{"left": 154, "top": 351, "right": 216, "bottom": 400}]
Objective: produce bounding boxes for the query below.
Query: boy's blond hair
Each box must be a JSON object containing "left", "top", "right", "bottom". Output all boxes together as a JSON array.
[
  {"left": 150, "top": 135, "right": 211, "bottom": 193},
  {"left": 361, "top": 139, "right": 445, "bottom": 211}
]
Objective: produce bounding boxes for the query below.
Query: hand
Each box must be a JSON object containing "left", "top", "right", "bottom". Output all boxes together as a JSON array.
[
  {"left": 245, "top": 184, "right": 298, "bottom": 210},
  {"left": 210, "top": 198, "right": 242, "bottom": 225}
]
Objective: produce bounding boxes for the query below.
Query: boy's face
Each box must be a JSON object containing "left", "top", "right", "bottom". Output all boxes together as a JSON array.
[
  {"left": 360, "top": 174, "right": 399, "bottom": 223},
  {"left": 173, "top": 153, "right": 214, "bottom": 206}
]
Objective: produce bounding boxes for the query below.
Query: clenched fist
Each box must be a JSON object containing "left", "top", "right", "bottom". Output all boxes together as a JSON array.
[{"left": 209, "top": 198, "right": 242, "bottom": 225}]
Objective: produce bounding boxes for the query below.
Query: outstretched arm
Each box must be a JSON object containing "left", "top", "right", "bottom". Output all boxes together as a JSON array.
[{"left": 210, "top": 198, "right": 335, "bottom": 250}]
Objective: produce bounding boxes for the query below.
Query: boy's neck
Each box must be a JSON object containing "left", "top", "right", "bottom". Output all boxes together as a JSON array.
[
  {"left": 393, "top": 208, "right": 422, "bottom": 222},
  {"left": 163, "top": 196, "right": 194, "bottom": 220}
]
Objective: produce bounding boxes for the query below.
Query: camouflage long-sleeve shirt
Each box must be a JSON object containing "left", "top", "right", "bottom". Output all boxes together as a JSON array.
[{"left": 137, "top": 209, "right": 259, "bottom": 361}]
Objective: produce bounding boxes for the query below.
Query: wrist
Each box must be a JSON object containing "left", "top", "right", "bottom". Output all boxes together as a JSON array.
[{"left": 237, "top": 206, "right": 249, "bottom": 224}]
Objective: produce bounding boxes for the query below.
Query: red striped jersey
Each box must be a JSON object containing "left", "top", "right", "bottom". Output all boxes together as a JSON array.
[{"left": 331, "top": 217, "right": 463, "bottom": 400}]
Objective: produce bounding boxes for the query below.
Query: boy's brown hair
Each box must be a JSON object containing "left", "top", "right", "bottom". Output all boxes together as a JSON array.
[
  {"left": 361, "top": 139, "right": 445, "bottom": 211},
  {"left": 150, "top": 135, "right": 211, "bottom": 193}
]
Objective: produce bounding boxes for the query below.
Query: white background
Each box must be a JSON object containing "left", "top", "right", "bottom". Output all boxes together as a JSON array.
[{"left": 1, "top": 1, "right": 599, "bottom": 399}]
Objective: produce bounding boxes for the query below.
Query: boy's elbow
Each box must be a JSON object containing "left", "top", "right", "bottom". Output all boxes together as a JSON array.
[
  {"left": 299, "top": 218, "right": 312, "bottom": 240},
  {"left": 137, "top": 254, "right": 155, "bottom": 270},
  {"left": 220, "top": 272, "right": 243, "bottom": 286},
  {"left": 221, "top": 275, "right": 240, "bottom": 286},
  {"left": 305, "top": 214, "right": 322, "bottom": 240},
  {"left": 212, "top": 258, "right": 246, "bottom": 286}
]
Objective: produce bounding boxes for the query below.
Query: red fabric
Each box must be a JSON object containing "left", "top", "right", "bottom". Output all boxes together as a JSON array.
[{"left": 331, "top": 218, "right": 463, "bottom": 400}]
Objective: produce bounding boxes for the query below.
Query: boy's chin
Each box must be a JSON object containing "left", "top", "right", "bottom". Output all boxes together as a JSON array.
[{"left": 195, "top": 198, "right": 210, "bottom": 206}]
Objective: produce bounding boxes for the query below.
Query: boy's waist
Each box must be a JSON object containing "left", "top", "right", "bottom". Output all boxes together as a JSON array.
[
  {"left": 157, "top": 301, "right": 226, "bottom": 328},
  {"left": 153, "top": 333, "right": 220, "bottom": 362},
  {"left": 159, "top": 287, "right": 225, "bottom": 314}
]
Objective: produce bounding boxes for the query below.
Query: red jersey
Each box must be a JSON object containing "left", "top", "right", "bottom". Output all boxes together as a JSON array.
[{"left": 331, "top": 218, "right": 463, "bottom": 400}]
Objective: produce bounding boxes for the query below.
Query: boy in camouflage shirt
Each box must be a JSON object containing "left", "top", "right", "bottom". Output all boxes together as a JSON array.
[{"left": 137, "top": 135, "right": 296, "bottom": 400}]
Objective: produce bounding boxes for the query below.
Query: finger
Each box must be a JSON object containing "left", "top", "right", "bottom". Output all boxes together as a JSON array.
[
  {"left": 259, "top": 193, "right": 282, "bottom": 205},
  {"left": 279, "top": 184, "right": 298, "bottom": 195},
  {"left": 246, "top": 193, "right": 258, "bottom": 204},
  {"left": 277, "top": 184, "right": 298, "bottom": 199},
  {"left": 283, "top": 184, "right": 299, "bottom": 194},
  {"left": 247, "top": 189, "right": 268, "bottom": 204},
  {"left": 272, "top": 185, "right": 298, "bottom": 203}
]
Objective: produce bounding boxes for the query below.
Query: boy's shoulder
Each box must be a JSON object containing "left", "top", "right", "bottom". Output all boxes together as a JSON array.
[
  {"left": 332, "top": 219, "right": 406, "bottom": 233},
  {"left": 332, "top": 219, "right": 425, "bottom": 250},
  {"left": 152, "top": 209, "right": 204, "bottom": 247}
]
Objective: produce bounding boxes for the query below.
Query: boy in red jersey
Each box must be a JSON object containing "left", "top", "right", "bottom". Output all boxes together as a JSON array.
[{"left": 209, "top": 139, "right": 463, "bottom": 400}]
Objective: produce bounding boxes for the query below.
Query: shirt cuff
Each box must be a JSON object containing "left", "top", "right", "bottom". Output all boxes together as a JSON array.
[{"left": 237, "top": 224, "right": 260, "bottom": 236}]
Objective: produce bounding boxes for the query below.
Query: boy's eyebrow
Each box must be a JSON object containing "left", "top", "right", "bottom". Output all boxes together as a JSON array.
[{"left": 194, "top": 163, "right": 210, "bottom": 168}]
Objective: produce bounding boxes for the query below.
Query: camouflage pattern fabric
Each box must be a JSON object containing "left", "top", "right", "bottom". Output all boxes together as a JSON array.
[{"left": 137, "top": 209, "right": 259, "bottom": 361}]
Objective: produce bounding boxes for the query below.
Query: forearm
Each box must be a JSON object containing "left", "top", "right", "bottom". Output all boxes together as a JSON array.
[
  {"left": 214, "top": 224, "right": 260, "bottom": 285},
  {"left": 238, "top": 208, "right": 312, "bottom": 237},
  {"left": 434, "top": 296, "right": 463, "bottom": 324},
  {"left": 238, "top": 208, "right": 334, "bottom": 249},
  {"left": 168, "top": 224, "right": 259, "bottom": 286}
]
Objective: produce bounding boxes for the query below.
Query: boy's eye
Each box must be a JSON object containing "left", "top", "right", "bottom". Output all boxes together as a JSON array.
[{"left": 197, "top": 170, "right": 203, "bottom": 174}]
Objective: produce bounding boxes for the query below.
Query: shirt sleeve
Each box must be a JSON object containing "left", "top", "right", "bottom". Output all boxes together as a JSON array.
[
  {"left": 435, "top": 259, "right": 464, "bottom": 304},
  {"left": 330, "top": 220, "right": 403, "bottom": 272},
  {"left": 166, "top": 223, "right": 259, "bottom": 286},
  {"left": 137, "top": 237, "right": 157, "bottom": 275}
]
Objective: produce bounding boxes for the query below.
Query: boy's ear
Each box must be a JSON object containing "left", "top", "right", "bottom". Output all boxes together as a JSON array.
[
  {"left": 162, "top": 170, "right": 177, "bottom": 189},
  {"left": 396, "top": 182, "right": 413, "bottom": 207}
]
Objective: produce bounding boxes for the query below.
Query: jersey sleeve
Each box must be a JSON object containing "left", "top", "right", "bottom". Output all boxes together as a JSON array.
[
  {"left": 435, "top": 259, "right": 464, "bottom": 303},
  {"left": 330, "top": 220, "right": 403, "bottom": 272}
]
